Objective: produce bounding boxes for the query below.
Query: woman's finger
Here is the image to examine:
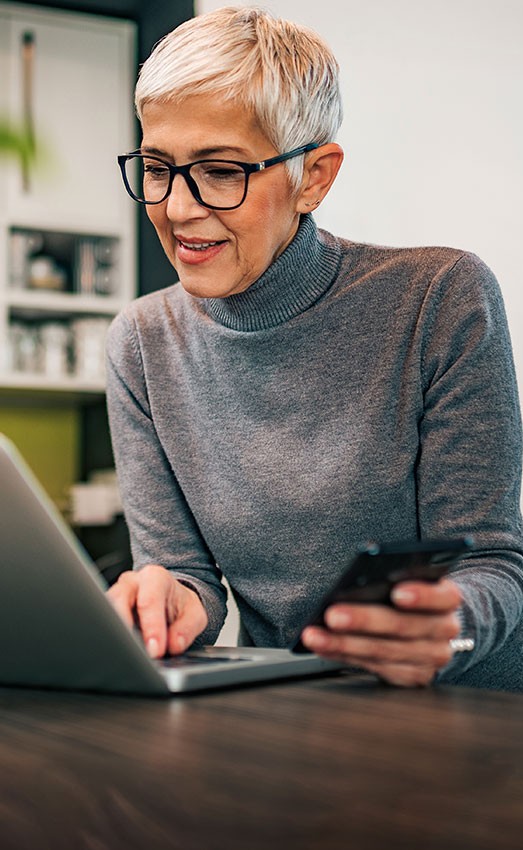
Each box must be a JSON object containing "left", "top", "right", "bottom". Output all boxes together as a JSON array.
[
  {"left": 166, "top": 585, "right": 209, "bottom": 655},
  {"left": 301, "top": 627, "right": 454, "bottom": 668},
  {"left": 390, "top": 577, "right": 462, "bottom": 612},
  {"left": 323, "top": 602, "right": 461, "bottom": 641},
  {"left": 106, "top": 571, "right": 139, "bottom": 630}
]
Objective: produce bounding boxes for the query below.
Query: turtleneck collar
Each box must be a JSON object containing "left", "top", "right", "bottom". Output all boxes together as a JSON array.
[{"left": 194, "top": 214, "right": 342, "bottom": 332}]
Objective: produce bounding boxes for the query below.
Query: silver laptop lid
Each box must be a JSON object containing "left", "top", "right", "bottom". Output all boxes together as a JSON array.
[{"left": 0, "top": 434, "right": 169, "bottom": 695}]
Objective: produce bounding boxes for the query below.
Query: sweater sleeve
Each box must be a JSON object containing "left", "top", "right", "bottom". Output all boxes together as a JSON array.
[
  {"left": 105, "top": 309, "right": 228, "bottom": 646},
  {"left": 416, "top": 252, "right": 523, "bottom": 689}
]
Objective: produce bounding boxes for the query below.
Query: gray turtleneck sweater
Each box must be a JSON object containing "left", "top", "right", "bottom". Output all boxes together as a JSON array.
[{"left": 106, "top": 214, "right": 523, "bottom": 691}]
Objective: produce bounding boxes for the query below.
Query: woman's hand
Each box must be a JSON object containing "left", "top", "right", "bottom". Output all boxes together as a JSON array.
[
  {"left": 300, "top": 578, "right": 463, "bottom": 687},
  {"left": 106, "top": 564, "right": 208, "bottom": 658}
]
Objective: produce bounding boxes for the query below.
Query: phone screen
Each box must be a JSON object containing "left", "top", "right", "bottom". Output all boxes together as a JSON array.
[{"left": 291, "top": 536, "right": 474, "bottom": 653}]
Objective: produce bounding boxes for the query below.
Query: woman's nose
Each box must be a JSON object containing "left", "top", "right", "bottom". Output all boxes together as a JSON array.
[{"left": 165, "top": 174, "right": 209, "bottom": 221}]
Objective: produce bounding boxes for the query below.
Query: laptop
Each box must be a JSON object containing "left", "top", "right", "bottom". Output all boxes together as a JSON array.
[{"left": 0, "top": 434, "right": 343, "bottom": 696}]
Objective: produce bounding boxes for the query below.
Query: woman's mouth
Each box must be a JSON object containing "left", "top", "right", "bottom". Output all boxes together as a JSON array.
[
  {"left": 179, "top": 239, "right": 220, "bottom": 251},
  {"left": 176, "top": 237, "right": 227, "bottom": 265}
]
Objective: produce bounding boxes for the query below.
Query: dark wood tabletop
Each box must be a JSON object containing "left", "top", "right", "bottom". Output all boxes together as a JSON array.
[{"left": 0, "top": 672, "right": 521, "bottom": 850}]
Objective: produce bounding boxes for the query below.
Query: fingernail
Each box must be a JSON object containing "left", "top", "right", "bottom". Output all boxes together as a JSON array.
[
  {"left": 302, "top": 628, "right": 327, "bottom": 649},
  {"left": 301, "top": 628, "right": 315, "bottom": 647},
  {"left": 146, "top": 637, "right": 159, "bottom": 658},
  {"left": 175, "top": 634, "right": 186, "bottom": 653},
  {"left": 325, "top": 609, "right": 351, "bottom": 629},
  {"left": 391, "top": 587, "right": 417, "bottom": 605}
]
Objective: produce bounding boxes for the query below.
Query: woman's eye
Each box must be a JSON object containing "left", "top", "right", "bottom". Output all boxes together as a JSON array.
[
  {"left": 144, "top": 163, "right": 170, "bottom": 179},
  {"left": 200, "top": 165, "right": 244, "bottom": 182}
]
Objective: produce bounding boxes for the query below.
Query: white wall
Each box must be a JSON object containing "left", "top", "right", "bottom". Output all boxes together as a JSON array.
[{"left": 198, "top": 0, "right": 523, "bottom": 395}]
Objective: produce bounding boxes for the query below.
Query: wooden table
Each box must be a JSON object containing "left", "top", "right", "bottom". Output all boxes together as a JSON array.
[{"left": 0, "top": 672, "right": 521, "bottom": 850}]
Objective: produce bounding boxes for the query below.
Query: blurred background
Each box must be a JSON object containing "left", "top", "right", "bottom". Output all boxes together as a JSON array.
[{"left": 0, "top": 0, "right": 192, "bottom": 581}]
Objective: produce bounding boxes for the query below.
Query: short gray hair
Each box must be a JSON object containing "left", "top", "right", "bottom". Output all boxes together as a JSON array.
[{"left": 135, "top": 6, "right": 343, "bottom": 190}]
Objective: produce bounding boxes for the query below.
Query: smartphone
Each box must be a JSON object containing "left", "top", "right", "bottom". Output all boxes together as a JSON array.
[{"left": 291, "top": 536, "right": 474, "bottom": 653}]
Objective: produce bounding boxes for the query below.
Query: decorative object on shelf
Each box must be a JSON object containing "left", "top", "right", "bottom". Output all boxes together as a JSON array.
[
  {"left": 74, "top": 236, "right": 119, "bottom": 296},
  {"left": 8, "top": 229, "right": 43, "bottom": 289},
  {"left": 39, "top": 321, "right": 70, "bottom": 378},
  {"left": 7, "top": 321, "right": 40, "bottom": 374},
  {"left": 28, "top": 255, "right": 67, "bottom": 291},
  {"left": 70, "top": 317, "right": 112, "bottom": 383}
]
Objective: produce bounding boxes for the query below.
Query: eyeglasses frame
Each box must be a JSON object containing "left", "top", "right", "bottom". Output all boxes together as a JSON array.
[{"left": 117, "top": 143, "right": 319, "bottom": 211}]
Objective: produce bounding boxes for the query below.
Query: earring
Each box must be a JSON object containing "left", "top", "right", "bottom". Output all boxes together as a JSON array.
[{"left": 304, "top": 200, "right": 320, "bottom": 208}]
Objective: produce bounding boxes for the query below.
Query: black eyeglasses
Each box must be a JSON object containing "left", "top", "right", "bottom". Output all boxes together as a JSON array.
[{"left": 117, "top": 143, "right": 319, "bottom": 211}]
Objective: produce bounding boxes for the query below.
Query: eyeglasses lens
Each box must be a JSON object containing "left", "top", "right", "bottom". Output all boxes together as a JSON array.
[{"left": 124, "top": 156, "right": 247, "bottom": 208}]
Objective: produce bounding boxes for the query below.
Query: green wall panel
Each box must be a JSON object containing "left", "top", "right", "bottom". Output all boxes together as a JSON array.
[{"left": 0, "top": 406, "right": 80, "bottom": 512}]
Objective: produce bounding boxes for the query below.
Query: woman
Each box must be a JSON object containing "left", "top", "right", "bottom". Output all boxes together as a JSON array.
[{"left": 107, "top": 6, "right": 523, "bottom": 690}]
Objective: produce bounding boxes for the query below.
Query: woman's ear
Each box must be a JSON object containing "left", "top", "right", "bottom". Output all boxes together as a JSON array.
[{"left": 295, "top": 143, "right": 344, "bottom": 213}]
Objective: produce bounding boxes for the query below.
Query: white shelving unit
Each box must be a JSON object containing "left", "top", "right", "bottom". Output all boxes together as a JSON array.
[{"left": 0, "top": 2, "right": 137, "bottom": 396}]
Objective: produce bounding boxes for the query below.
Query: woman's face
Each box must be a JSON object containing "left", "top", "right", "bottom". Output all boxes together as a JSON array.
[{"left": 141, "top": 94, "right": 303, "bottom": 299}]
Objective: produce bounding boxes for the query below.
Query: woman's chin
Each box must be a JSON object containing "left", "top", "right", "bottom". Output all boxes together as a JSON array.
[{"left": 176, "top": 267, "right": 254, "bottom": 299}]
